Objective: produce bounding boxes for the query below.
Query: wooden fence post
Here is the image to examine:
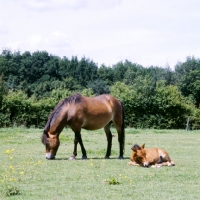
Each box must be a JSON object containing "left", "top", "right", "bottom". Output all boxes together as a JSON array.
[{"left": 186, "top": 117, "right": 190, "bottom": 131}]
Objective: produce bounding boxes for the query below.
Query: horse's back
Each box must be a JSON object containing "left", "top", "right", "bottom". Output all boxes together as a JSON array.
[{"left": 67, "top": 94, "right": 123, "bottom": 130}]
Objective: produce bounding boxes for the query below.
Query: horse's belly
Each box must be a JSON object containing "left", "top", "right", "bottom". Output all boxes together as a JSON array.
[{"left": 81, "top": 115, "right": 112, "bottom": 130}]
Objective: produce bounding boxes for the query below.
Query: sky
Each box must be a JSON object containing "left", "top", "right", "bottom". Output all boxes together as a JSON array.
[{"left": 0, "top": 0, "right": 200, "bottom": 69}]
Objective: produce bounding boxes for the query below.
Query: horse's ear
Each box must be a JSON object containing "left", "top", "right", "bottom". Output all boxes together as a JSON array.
[{"left": 141, "top": 143, "right": 145, "bottom": 149}]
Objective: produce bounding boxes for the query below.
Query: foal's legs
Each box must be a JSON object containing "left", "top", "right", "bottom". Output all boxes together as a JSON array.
[
  {"left": 159, "top": 154, "right": 175, "bottom": 166},
  {"left": 104, "top": 123, "right": 112, "bottom": 159},
  {"left": 70, "top": 131, "right": 87, "bottom": 160}
]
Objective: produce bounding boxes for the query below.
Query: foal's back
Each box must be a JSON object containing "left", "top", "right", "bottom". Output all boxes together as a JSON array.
[{"left": 145, "top": 148, "right": 165, "bottom": 164}]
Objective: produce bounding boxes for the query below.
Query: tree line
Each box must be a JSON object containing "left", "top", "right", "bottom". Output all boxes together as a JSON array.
[{"left": 0, "top": 49, "right": 200, "bottom": 129}]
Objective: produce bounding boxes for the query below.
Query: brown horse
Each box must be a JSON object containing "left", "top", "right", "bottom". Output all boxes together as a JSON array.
[
  {"left": 128, "top": 144, "right": 175, "bottom": 168},
  {"left": 41, "top": 93, "right": 125, "bottom": 160}
]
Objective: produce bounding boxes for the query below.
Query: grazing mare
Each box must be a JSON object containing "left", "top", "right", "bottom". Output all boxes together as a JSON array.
[
  {"left": 128, "top": 144, "right": 175, "bottom": 167},
  {"left": 41, "top": 93, "right": 125, "bottom": 160}
]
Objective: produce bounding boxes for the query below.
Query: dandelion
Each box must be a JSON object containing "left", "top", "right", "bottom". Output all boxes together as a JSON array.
[
  {"left": 38, "top": 160, "right": 41, "bottom": 164},
  {"left": 5, "top": 150, "right": 10, "bottom": 154},
  {"left": 10, "top": 157, "right": 13, "bottom": 160},
  {"left": 20, "top": 172, "right": 24, "bottom": 176},
  {"left": 124, "top": 176, "right": 127, "bottom": 179}
]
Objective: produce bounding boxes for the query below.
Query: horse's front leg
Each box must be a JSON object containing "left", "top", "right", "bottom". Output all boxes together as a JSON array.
[
  {"left": 69, "top": 136, "right": 78, "bottom": 160},
  {"left": 69, "top": 132, "right": 87, "bottom": 160}
]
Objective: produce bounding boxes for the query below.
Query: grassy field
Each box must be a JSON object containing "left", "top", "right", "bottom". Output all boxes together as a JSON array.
[{"left": 0, "top": 128, "right": 200, "bottom": 200}]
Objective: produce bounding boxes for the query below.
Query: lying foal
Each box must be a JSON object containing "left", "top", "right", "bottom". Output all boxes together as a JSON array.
[{"left": 127, "top": 144, "right": 175, "bottom": 168}]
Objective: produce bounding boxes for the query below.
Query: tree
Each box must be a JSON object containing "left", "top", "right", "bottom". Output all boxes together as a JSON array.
[
  {"left": 110, "top": 82, "right": 137, "bottom": 127},
  {"left": 76, "top": 57, "right": 98, "bottom": 87},
  {"left": 87, "top": 79, "right": 110, "bottom": 95},
  {"left": 112, "top": 61, "right": 129, "bottom": 82},
  {"left": 175, "top": 56, "right": 200, "bottom": 106},
  {"left": 153, "top": 81, "right": 190, "bottom": 128},
  {"left": 0, "top": 75, "right": 8, "bottom": 104},
  {"left": 98, "top": 64, "right": 114, "bottom": 85}
]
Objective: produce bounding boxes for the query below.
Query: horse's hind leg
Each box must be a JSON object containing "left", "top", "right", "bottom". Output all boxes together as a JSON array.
[
  {"left": 113, "top": 103, "right": 125, "bottom": 159},
  {"left": 113, "top": 124, "right": 124, "bottom": 159},
  {"left": 104, "top": 123, "right": 112, "bottom": 159}
]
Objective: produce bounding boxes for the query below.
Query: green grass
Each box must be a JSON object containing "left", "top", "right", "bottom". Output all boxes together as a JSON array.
[{"left": 0, "top": 128, "right": 200, "bottom": 199}]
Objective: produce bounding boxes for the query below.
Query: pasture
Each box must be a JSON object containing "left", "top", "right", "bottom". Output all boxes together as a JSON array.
[{"left": 0, "top": 128, "right": 200, "bottom": 199}]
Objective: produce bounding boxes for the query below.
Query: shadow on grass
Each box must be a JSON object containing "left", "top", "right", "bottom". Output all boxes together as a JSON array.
[{"left": 51, "top": 157, "right": 130, "bottom": 160}]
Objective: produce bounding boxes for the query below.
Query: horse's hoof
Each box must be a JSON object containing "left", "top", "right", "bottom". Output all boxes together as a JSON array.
[
  {"left": 69, "top": 156, "right": 76, "bottom": 160},
  {"left": 104, "top": 156, "right": 110, "bottom": 159},
  {"left": 118, "top": 156, "right": 124, "bottom": 159},
  {"left": 46, "top": 156, "right": 55, "bottom": 160},
  {"left": 46, "top": 153, "right": 55, "bottom": 160},
  {"left": 82, "top": 156, "right": 87, "bottom": 160}
]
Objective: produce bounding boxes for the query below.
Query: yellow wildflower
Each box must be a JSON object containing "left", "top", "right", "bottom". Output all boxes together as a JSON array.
[
  {"left": 20, "top": 172, "right": 24, "bottom": 175},
  {"left": 5, "top": 150, "right": 10, "bottom": 154}
]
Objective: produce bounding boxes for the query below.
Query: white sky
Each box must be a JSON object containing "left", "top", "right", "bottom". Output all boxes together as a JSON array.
[{"left": 0, "top": 0, "right": 200, "bottom": 69}]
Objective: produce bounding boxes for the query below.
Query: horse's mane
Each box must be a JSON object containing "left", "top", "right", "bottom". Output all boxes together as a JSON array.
[
  {"left": 132, "top": 144, "right": 141, "bottom": 150},
  {"left": 44, "top": 93, "right": 82, "bottom": 133}
]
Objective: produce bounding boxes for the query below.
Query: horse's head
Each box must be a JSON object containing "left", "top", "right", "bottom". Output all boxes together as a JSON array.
[
  {"left": 42, "top": 131, "right": 60, "bottom": 159},
  {"left": 131, "top": 143, "right": 150, "bottom": 167}
]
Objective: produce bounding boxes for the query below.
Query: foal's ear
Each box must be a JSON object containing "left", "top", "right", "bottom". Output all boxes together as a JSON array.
[
  {"left": 131, "top": 147, "right": 137, "bottom": 152},
  {"left": 141, "top": 143, "right": 145, "bottom": 149}
]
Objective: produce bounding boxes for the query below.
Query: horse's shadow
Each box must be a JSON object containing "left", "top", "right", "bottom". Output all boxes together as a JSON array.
[{"left": 53, "top": 157, "right": 130, "bottom": 161}]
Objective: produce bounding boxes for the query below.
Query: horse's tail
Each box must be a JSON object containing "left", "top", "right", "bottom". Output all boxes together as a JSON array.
[
  {"left": 120, "top": 101, "right": 125, "bottom": 154},
  {"left": 41, "top": 130, "right": 49, "bottom": 145}
]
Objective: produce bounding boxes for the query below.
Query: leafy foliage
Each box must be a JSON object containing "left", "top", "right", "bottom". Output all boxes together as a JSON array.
[
  {"left": 0, "top": 49, "right": 200, "bottom": 129},
  {"left": 175, "top": 56, "right": 200, "bottom": 106}
]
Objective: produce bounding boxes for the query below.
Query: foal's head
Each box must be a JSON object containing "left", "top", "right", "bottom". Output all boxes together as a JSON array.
[{"left": 131, "top": 144, "right": 149, "bottom": 167}]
